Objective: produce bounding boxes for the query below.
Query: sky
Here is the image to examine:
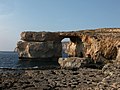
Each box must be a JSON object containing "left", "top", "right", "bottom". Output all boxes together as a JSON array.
[{"left": 0, "top": 0, "right": 120, "bottom": 51}]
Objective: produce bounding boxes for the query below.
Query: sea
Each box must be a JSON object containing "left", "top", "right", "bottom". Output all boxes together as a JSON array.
[{"left": 0, "top": 51, "right": 66, "bottom": 69}]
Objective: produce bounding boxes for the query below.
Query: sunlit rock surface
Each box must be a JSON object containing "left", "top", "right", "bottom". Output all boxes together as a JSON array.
[
  {"left": 58, "top": 57, "right": 86, "bottom": 69},
  {"left": 21, "top": 32, "right": 61, "bottom": 42},
  {"left": 17, "top": 28, "right": 120, "bottom": 64},
  {"left": 17, "top": 41, "right": 62, "bottom": 58}
]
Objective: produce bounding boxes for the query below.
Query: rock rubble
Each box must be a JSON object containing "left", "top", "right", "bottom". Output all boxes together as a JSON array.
[{"left": 1, "top": 62, "right": 120, "bottom": 90}]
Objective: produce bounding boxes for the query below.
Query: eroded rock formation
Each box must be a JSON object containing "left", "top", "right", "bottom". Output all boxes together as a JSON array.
[{"left": 16, "top": 28, "right": 120, "bottom": 65}]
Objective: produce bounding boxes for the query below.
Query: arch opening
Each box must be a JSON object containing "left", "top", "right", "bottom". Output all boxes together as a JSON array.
[
  {"left": 61, "top": 36, "right": 84, "bottom": 58},
  {"left": 61, "top": 38, "right": 70, "bottom": 58}
]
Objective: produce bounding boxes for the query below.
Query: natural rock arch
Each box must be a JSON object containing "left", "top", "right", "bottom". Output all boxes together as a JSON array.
[{"left": 16, "top": 28, "right": 120, "bottom": 64}]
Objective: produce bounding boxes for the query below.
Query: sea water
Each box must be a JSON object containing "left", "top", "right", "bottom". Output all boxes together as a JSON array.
[{"left": 0, "top": 51, "right": 60, "bottom": 69}]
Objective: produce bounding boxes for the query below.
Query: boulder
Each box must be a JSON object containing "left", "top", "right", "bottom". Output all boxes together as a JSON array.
[
  {"left": 58, "top": 57, "right": 86, "bottom": 69},
  {"left": 17, "top": 41, "right": 62, "bottom": 58}
]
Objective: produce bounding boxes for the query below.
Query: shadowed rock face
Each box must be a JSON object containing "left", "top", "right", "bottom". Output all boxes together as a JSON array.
[{"left": 16, "top": 28, "right": 120, "bottom": 63}]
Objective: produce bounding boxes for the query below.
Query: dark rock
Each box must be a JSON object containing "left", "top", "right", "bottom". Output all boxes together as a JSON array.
[{"left": 22, "top": 84, "right": 35, "bottom": 89}]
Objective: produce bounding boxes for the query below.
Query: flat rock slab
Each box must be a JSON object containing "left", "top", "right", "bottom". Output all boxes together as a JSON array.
[{"left": 21, "top": 32, "right": 61, "bottom": 42}]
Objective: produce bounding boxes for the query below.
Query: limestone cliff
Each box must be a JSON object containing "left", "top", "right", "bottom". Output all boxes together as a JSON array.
[{"left": 16, "top": 28, "right": 120, "bottom": 64}]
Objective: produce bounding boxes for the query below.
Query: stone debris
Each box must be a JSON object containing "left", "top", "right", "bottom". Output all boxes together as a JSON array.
[{"left": 1, "top": 62, "right": 120, "bottom": 90}]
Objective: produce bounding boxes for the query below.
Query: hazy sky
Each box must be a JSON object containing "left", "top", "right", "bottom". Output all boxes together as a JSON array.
[{"left": 0, "top": 0, "right": 120, "bottom": 51}]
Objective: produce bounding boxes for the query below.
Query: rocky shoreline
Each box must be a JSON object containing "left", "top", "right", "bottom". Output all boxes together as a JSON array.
[
  {"left": 0, "top": 62, "right": 120, "bottom": 90},
  {"left": 1, "top": 28, "right": 120, "bottom": 90}
]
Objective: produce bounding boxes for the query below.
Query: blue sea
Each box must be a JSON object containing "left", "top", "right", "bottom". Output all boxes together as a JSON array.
[{"left": 0, "top": 51, "right": 60, "bottom": 69}]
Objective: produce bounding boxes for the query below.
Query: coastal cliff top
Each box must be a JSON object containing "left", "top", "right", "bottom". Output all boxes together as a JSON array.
[{"left": 20, "top": 28, "right": 120, "bottom": 42}]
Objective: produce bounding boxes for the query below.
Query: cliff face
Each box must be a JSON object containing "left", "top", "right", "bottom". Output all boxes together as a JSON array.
[
  {"left": 17, "top": 32, "right": 62, "bottom": 58},
  {"left": 17, "top": 41, "right": 62, "bottom": 58},
  {"left": 81, "top": 29, "right": 120, "bottom": 63},
  {"left": 16, "top": 28, "right": 120, "bottom": 63},
  {"left": 63, "top": 41, "right": 84, "bottom": 57}
]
